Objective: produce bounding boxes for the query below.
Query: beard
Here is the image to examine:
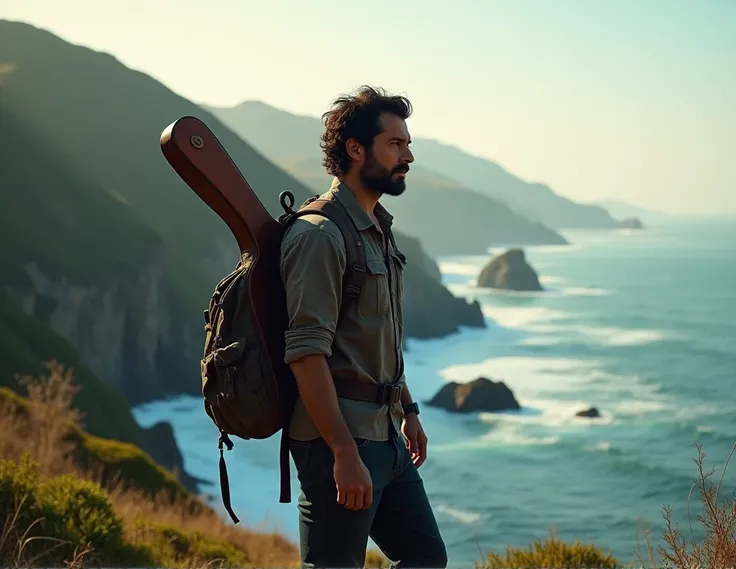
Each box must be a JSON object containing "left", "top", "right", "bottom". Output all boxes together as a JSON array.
[{"left": 358, "top": 152, "right": 409, "bottom": 197}]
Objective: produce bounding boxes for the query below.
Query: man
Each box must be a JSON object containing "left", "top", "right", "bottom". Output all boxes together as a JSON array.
[{"left": 280, "top": 85, "right": 448, "bottom": 569}]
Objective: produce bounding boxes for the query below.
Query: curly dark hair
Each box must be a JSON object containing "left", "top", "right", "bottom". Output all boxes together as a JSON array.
[{"left": 320, "top": 85, "right": 413, "bottom": 178}]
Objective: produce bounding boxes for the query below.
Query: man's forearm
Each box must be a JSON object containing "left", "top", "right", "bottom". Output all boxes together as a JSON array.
[
  {"left": 289, "top": 354, "right": 358, "bottom": 459},
  {"left": 401, "top": 381, "right": 414, "bottom": 406}
]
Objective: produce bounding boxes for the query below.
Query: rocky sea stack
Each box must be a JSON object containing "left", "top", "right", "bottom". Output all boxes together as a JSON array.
[
  {"left": 619, "top": 217, "right": 644, "bottom": 229},
  {"left": 427, "top": 377, "right": 521, "bottom": 413},
  {"left": 477, "top": 248, "right": 543, "bottom": 291}
]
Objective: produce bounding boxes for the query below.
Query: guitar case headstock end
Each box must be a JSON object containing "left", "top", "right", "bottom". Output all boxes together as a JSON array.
[{"left": 160, "top": 116, "right": 280, "bottom": 255}]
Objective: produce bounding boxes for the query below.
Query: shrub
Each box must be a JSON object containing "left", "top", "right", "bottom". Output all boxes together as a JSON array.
[
  {"left": 69, "top": 429, "right": 191, "bottom": 505},
  {"left": 0, "top": 455, "right": 43, "bottom": 566},
  {"left": 127, "top": 519, "right": 250, "bottom": 569},
  {"left": 34, "top": 474, "right": 125, "bottom": 559},
  {"left": 654, "top": 442, "right": 736, "bottom": 569},
  {"left": 477, "top": 529, "right": 620, "bottom": 569},
  {"left": 0, "top": 455, "right": 126, "bottom": 567}
]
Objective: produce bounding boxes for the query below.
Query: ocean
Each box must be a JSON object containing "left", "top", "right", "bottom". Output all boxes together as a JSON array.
[{"left": 133, "top": 217, "right": 736, "bottom": 568}]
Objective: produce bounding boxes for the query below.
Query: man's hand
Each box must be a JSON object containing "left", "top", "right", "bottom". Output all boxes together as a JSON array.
[
  {"left": 288, "top": 355, "right": 373, "bottom": 511},
  {"left": 333, "top": 448, "right": 373, "bottom": 511},
  {"left": 401, "top": 412, "right": 428, "bottom": 467}
]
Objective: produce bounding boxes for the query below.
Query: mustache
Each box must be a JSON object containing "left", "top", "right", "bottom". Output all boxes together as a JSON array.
[{"left": 393, "top": 164, "right": 410, "bottom": 174}]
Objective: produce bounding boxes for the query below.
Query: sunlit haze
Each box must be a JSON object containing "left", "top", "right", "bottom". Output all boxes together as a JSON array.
[{"left": 2, "top": 0, "right": 734, "bottom": 214}]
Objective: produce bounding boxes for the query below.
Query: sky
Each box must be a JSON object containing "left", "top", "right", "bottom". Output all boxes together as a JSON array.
[{"left": 1, "top": 0, "right": 735, "bottom": 214}]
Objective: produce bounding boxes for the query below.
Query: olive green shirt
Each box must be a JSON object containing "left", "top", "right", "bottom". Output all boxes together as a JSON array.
[{"left": 280, "top": 177, "right": 407, "bottom": 441}]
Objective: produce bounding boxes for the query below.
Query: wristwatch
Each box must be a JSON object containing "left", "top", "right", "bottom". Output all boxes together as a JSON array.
[{"left": 402, "top": 402, "right": 420, "bottom": 416}]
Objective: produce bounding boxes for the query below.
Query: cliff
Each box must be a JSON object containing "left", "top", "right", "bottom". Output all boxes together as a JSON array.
[
  {"left": 0, "top": 104, "right": 200, "bottom": 406},
  {"left": 0, "top": 291, "right": 200, "bottom": 492},
  {"left": 395, "top": 234, "right": 485, "bottom": 338}
]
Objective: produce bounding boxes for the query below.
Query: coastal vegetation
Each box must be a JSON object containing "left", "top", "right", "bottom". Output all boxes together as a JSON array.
[{"left": 1, "top": 362, "right": 733, "bottom": 569}]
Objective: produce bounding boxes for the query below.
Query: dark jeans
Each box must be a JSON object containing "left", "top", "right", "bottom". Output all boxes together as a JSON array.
[{"left": 289, "top": 427, "right": 448, "bottom": 569}]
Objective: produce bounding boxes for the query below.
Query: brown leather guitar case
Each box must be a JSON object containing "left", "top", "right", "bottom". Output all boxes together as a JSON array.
[
  {"left": 159, "top": 116, "right": 301, "bottom": 512},
  {"left": 159, "top": 115, "right": 293, "bottom": 395}
]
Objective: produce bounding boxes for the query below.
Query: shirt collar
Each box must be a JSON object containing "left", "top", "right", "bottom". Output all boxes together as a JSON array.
[{"left": 327, "top": 177, "right": 394, "bottom": 232}]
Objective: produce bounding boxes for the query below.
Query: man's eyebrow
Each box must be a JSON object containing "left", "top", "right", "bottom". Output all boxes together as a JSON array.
[{"left": 389, "top": 136, "right": 412, "bottom": 143}]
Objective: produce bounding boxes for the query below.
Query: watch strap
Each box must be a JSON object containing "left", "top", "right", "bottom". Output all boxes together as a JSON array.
[{"left": 402, "top": 402, "right": 420, "bottom": 416}]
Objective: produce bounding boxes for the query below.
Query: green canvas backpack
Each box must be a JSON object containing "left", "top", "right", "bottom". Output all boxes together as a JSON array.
[{"left": 200, "top": 192, "right": 371, "bottom": 523}]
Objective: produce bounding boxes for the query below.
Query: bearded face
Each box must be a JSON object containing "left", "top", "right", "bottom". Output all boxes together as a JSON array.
[{"left": 358, "top": 147, "right": 410, "bottom": 197}]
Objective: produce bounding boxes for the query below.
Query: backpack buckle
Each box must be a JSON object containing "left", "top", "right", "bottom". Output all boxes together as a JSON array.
[
  {"left": 377, "top": 383, "right": 403, "bottom": 405},
  {"left": 344, "top": 285, "right": 360, "bottom": 298},
  {"left": 344, "top": 264, "right": 366, "bottom": 299},
  {"left": 223, "top": 366, "right": 236, "bottom": 399}
]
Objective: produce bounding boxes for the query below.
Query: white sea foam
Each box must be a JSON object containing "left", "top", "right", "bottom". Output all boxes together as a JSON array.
[
  {"left": 477, "top": 301, "right": 669, "bottom": 347},
  {"left": 480, "top": 427, "right": 561, "bottom": 446},
  {"left": 608, "top": 399, "right": 670, "bottom": 415},
  {"left": 438, "top": 355, "right": 602, "bottom": 394},
  {"left": 488, "top": 243, "right": 585, "bottom": 256},
  {"left": 521, "top": 325, "right": 670, "bottom": 347},
  {"left": 540, "top": 275, "right": 567, "bottom": 285},
  {"left": 571, "top": 326, "right": 669, "bottom": 346},
  {"left": 561, "top": 286, "right": 612, "bottom": 297},
  {"left": 434, "top": 504, "right": 482, "bottom": 524},
  {"left": 479, "top": 305, "right": 568, "bottom": 328},
  {"left": 437, "top": 260, "right": 484, "bottom": 276},
  {"left": 460, "top": 282, "right": 614, "bottom": 299}
]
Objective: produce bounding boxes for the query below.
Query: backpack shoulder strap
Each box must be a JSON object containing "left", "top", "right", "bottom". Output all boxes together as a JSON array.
[
  {"left": 287, "top": 198, "right": 367, "bottom": 320},
  {"left": 276, "top": 197, "right": 368, "bottom": 506}
]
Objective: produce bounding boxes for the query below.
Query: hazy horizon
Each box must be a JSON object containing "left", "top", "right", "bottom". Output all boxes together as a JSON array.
[{"left": 2, "top": 0, "right": 735, "bottom": 216}]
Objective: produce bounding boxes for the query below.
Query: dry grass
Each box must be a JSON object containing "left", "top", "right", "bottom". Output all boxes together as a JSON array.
[
  {"left": 0, "top": 361, "right": 301, "bottom": 568},
  {"left": 0, "top": 361, "right": 83, "bottom": 477},
  {"left": 109, "top": 483, "right": 299, "bottom": 569},
  {"left": 629, "top": 441, "right": 736, "bottom": 569}
]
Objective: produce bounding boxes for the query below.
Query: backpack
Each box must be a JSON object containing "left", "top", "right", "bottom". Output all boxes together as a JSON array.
[{"left": 200, "top": 190, "right": 372, "bottom": 524}]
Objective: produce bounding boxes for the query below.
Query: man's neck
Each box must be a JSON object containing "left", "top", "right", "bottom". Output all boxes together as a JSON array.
[{"left": 340, "top": 173, "right": 380, "bottom": 217}]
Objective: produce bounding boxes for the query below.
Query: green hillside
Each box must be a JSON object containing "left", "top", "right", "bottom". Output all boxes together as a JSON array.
[
  {"left": 0, "top": 105, "right": 161, "bottom": 289},
  {"left": 0, "top": 104, "right": 150, "bottom": 439},
  {"left": 205, "top": 102, "right": 568, "bottom": 255},
  {"left": 0, "top": 19, "right": 310, "bottom": 310}
]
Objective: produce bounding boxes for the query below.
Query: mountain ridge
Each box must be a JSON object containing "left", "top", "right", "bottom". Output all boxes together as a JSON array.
[
  {"left": 204, "top": 101, "right": 570, "bottom": 255},
  {"left": 205, "top": 99, "right": 621, "bottom": 231}
]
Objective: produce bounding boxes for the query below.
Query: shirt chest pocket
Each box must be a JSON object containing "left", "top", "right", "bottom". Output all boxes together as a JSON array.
[
  {"left": 389, "top": 249, "right": 406, "bottom": 300},
  {"left": 358, "top": 258, "right": 390, "bottom": 317}
]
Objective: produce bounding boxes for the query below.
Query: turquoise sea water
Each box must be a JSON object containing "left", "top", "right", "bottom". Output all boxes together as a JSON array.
[{"left": 134, "top": 217, "right": 736, "bottom": 568}]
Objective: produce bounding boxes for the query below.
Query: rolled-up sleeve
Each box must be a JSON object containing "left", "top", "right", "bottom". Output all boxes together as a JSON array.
[{"left": 280, "top": 223, "right": 346, "bottom": 364}]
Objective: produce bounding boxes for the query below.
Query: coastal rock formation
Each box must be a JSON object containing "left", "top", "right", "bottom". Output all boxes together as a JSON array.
[
  {"left": 575, "top": 407, "right": 601, "bottom": 418},
  {"left": 477, "top": 249, "right": 543, "bottom": 291},
  {"left": 427, "top": 377, "right": 521, "bottom": 413},
  {"left": 395, "top": 232, "right": 486, "bottom": 339},
  {"left": 139, "top": 421, "right": 207, "bottom": 492},
  {"left": 619, "top": 217, "right": 644, "bottom": 229}
]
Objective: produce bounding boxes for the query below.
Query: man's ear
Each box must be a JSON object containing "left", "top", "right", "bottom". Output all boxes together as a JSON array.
[{"left": 346, "top": 138, "right": 363, "bottom": 163}]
